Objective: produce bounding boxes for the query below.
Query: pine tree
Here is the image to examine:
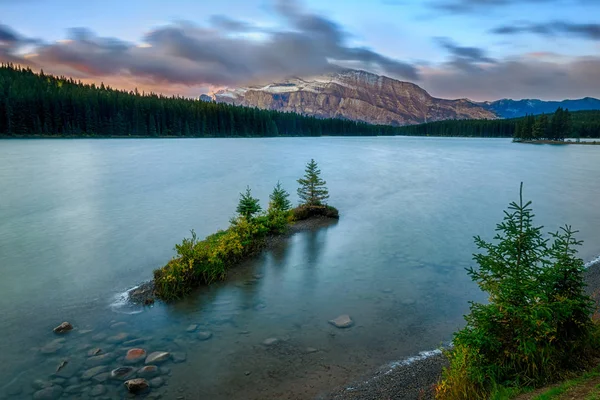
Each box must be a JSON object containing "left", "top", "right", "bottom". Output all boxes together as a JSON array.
[
  {"left": 236, "top": 186, "right": 262, "bottom": 220},
  {"left": 297, "top": 159, "right": 329, "bottom": 206},
  {"left": 532, "top": 114, "right": 549, "bottom": 139},
  {"left": 269, "top": 181, "right": 292, "bottom": 212}
]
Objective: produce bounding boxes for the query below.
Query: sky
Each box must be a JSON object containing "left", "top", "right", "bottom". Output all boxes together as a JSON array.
[{"left": 1, "top": 0, "right": 599, "bottom": 101}]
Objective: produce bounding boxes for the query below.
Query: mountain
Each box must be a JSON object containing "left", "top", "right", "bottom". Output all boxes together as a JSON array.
[
  {"left": 210, "top": 70, "right": 496, "bottom": 126},
  {"left": 481, "top": 97, "right": 600, "bottom": 119}
]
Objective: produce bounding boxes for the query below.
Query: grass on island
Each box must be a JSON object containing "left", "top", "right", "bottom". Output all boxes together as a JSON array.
[
  {"left": 153, "top": 159, "right": 338, "bottom": 301},
  {"left": 435, "top": 183, "right": 600, "bottom": 400}
]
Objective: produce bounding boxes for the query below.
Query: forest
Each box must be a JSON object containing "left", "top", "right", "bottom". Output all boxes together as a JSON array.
[
  {"left": 1, "top": 64, "right": 599, "bottom": 139},
  {"left": 0, "top": 64, "right": 399, "bottom": 137}
]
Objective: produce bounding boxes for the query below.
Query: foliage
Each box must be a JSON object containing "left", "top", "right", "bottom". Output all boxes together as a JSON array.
[
  {"left": 514, "top": 108, "right": 575, "bottom": 141},
  {"left": 436, "top": 184, "right": 597, "bottom": 400},
  {"left": 236, "top": 186, "right": 262, "bottom": 220},
  {"left": 292, "top": 205, "right": 339, "bottom": 220},
  {"left": 297, "top": 159, "right": 330, "bottom": 206},
  {"left": 269, "top": 181, "right": 292, "bottom": 212}
]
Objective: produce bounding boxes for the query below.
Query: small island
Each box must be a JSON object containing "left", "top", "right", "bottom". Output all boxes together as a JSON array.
[
  {"left": 132, "top": 159, "right": 339, "bottom": 302},
  {"left": 513, "top": 107, "right": 600, "bottom": 144}
]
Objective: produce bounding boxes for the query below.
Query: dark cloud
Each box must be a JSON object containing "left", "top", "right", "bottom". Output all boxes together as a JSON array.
[
  {"left": 492, "top": 21, "right": 600, "bottom": 40},
  {"left": 0, "top": 24, "right": 19, "bottom": 44},
  {"left": 430, "top": 0, "right": 590, "bottom": 13},
  {"left": 0, "top": 0, "right": 418, "bottom": 87},
  {"left": 422, "top": 55, "right": 600, "bottom": 101},
  {"left": 435, "top": 37, "right": 495, "bottom": 72}
]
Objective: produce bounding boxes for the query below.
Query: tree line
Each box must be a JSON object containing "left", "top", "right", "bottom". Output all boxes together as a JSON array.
[
  {"left": 513, "top": 107, "right": 575, "bottom": 141},
  {"left": 0, "top": 64, "right": 400, "bottom": 138}
]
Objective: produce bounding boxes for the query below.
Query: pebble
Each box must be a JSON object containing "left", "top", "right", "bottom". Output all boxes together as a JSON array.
[
  {"left": 160, "top": 366, "right": 171, "bottom": 376},
  {"left": 137, "top": 365, "right": 160, "bottom": 379},
  {"left": 172, "top": 352, "right": 187, "bottom": 363},
  {"left": 110, "top": 366, "right": 135, "bottom": 380},
  {"left": 106, "top": 332, "right": 129, "bottom": 344},
  {"left": 263, "top": 338, "right": 279, "bottom": 346},
  {"left": 150, "top": 377, "right": 165, "bottom": 388},
  {"left": 64, "top": 384, "right": 83, "bottom": 394},
  {"left": 244, "top": 371, "right": 251, "bottom": 376},
  {"left": 91, "top": 333, "right": 107, "bottom": 342},
  {"left": 32, "top": 379, "right": 53, "bottom": 390},
  {"left": 197, "top": 331, "right": 213, "bottom": 341},
  {"left": 87, "top": 348, "right": 103, "bottom": 357},
  {"left": 33, "top": 386, "right": 63, "bottom": 400},
  {"left": 40, "top": 338, "right": 65, "bottom": 354},
  {"left": 145, "top": 351, "right": 170, "bottom": 364},
  {"left": 89, "top": 384, "right": 106, "bottom": 397},
  {"left": 124, "top": 378, "right": 149, "bottom": 394},
  {"left": 186, "top": 324, "right": 198, "bottom": 332},
  {"left": 329, "top": 314, "right": 354, "bottom": 329},
  {"left": 53, "top": 322, "right": 73, "bottom": 334},
  {"left": 81, "top": 365, "right": 109, "bottom": 380},
  {"left": 125, "top": 348, "right": 147, "bottom": 364},
  {"left": 86, "top": 353, "right": 114, "bottom": 366},
  {"left": 91, "top": 372, "right": 110, "bottom": 384},
  {"left": 305, "top": 347, "right": 319, "bottom": 354}
]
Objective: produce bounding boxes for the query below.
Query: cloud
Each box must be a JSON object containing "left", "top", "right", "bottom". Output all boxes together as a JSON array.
[
  {"left": 430, "top": 0, "right": 590, "bottom": 13},
  {"left": 492, "top": 21, "right": 600, "bottom": 40},
  {"left": 0, "top": 0, "right": 418, "bottom": 88},
  {"left": 434, "top": 37, "right": 495, "bottom": 72},
  {"left": 421, "top": 55, "right": 600, "bottom": 101}
]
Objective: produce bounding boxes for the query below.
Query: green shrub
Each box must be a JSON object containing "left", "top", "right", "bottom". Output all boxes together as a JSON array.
[
  {"left": 292, "top": 204, "right": 339, "bottom": 220},
  {"left": 436, "top": 184, "right": 597, "bottom": 399}
]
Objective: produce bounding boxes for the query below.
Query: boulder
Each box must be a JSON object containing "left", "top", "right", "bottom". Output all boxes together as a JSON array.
[
  {"left": 145, "top": 351, "right": 170, "bottom": 364},
  {"left": 328, "top": 314, "right": 353, "bottom": 329},
  {"left": 124, "top": 378, "right": 149, "bottom": 394},
  {"left": 53, "top": 322, "right": 73, "bottom": 334}
]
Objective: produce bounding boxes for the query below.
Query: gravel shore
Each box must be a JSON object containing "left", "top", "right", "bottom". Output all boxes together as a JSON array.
[{"left": 327, "top": 257, "right": 600, "bottom": 400}]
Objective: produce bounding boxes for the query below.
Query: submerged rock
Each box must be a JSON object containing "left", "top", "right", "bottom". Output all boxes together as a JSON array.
[
  {"left": 197, "top": 331, "right": 212, "bottom": 341},
  {"left": 86, "top": 353, "right": 114, "bottom": 366},
  {"left": 91, "top": 372, "right": 110, "bottom": 384},
  {"left": 125, "top": 348, "right": 147, "bottom": 364},
  {"left": 123, "top": 337, "right": 149, "bottom": 347},
  {"left": 110, "top": 366, "right": 135, "bottom": 380},
  {"left": 87, "top": 348, "right": 103, "bottom": 357},
  {"left": 106, "top": 332, "right": 129, "bottom": 344},
  {"left": 53, "top": 322, "right": 73, "bottom": 334},
  {"left": 91, "top": 333, "right": 107, "bottom": 342},
  {"left": 149, "top": 377, "right": 164, "bottom": 388},
  {"left": 145, "top": 351, "right": 170, "bottom": 364},
  {"left": 81, "top": 366, "right": 108, "bottom": 381},
  {"left": 263, "top": 338, "right": 279, "bottom": 346},
  {"left": 64, "top": 385, "right": 83, "bottom": 394},
  {"left": 137, "top": 365, "right": 160, "bottom": 379},
  {"left": 33, "top": 386, "right": 63, "bottom": 400},
  {"left": 89, "top": 384, "right": 106, "bottom": 397},
  {"left": 110, "top": 322, "right": 127, "bottom": 329},
  {"left": 186, "top": 324, "right": 198, "bottom": 333},
  {"left": 124, "top": 378, "right": 149, "bottom": 394},
  {"left": 40, "top": 338, "right": 65, "bottom": 355},
  {"left": 328, "top": 315, "right": 354, "bottom": 329},
  {"left": 172, "top": 352, "right": 186, "bottom": 363}
]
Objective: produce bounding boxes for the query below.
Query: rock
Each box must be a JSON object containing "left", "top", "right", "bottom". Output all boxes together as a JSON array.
[
  {"left": 81, "top": 366, "right": 109, "bottom": 381},
  {"left": 91, "top": 372, "right": 110, "bottom": 384},
  {"left": 53, "top": 359, "right": 83, "bottom": 379},
  {"left": 40, "top": 338, "right": 65, "bottom": 354},
  {"left": 305, "top": 347, "right": 319, "bottom": 354},
  {"left": 91, "top": 333, "right": 107, "bottom": 342},
  {"left": 89, "top": 384, "right": 106, "bottom": 397},
  {"left": 50, "top": 377, "right": 66, "bottom": 386},
  {"left": 123, "top": 338, "right": 149, "bottom": 347},
  {"left": 87, "top": 348, "right": 103, "bottom": 357},
  {"left": 125, "top": 348, "right": 147, "bottom": 364},
  {"left": 110, "top": 366, "right": 135, "bottom": 380},
  {"left": 244, "top": 371, "right": 251, "bottom": 376},
  {"left": 263, "top": 338, "right": 278, "bottom": 346},
  {"left": 197, "top": 331, "right": 212, "bottom": 341},
  {"left": 160, "top": 366, "right": 171, "bottom": 376},
  {"left": 110, "top": 322, "right": 127, "bottom": 329},
  {"left": 186, "top": 324, "right": 198, "bottom": 333},
  {"left": 4, "top": 380, "right": 23, "bottom": 396},
  {"left": 86, "top": 353, "right": 114, "bottom": 366},
  {"left": 144, "top": 298, "right": 155, "bottom": 305},
  {"left": 124, "top": 378, "right": 149, "bottom": 394},
  {"left": 402, "top": 299, "right": 416, "bottom": 306},
  {"left": 78, "top": 329, "right": 94, "bottom": 335},
  {"left": 172, "top": 352, "right": 186, "bottom": 363},
  {"left": 149, "top": 377, "right": 164, "bottom": 388},
  {"left": 64, "top": 384, "right": 83, "bottom": 394},
  {"left": 137, "top": 365, "right": 160, "bottom": 379},
  {"left": 239, "top": 330, "right": 250, "bottom": 335},
  {"left": 106, "top": 332, "right": 129, "bottom": 344},
  {"left": 33, "top": 386, "right": 63, "bottom": 400},
  {"left": 145, "top": 351, "right": 170, "bottom": 364},
  {"left": 32, "top": 379, "right": 53, "bottom": 390},
  {"left": 254, "top": 303, "right": 266, "bottom": 310},
  {"left": 328, "top": 314, "right": 354, "bottom": 329},
  {"left": 53, "top": 322, "right": 73, "bottom": 334}
]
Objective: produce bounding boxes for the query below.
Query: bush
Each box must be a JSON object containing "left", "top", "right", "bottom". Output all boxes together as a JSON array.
[
  {"left": 292, "top": 205, "right": 339, "bottom": 220},
  {"left": 436, "top": 184, "right": 597, "bottom": 399}
]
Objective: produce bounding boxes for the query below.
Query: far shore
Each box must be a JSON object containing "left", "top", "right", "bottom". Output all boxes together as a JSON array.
[{"left": 516, "top": 139, "right": 600, "bottom": 145}]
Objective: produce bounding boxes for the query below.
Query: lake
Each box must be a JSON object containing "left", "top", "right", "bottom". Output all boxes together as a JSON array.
[{"left": 1, "top": 137, "right": 599, "bottom": 399}]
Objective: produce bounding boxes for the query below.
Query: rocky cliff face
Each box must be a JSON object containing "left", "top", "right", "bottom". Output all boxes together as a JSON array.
[{"left": 212, "top": 70, "right": 496, "bottom": 126}]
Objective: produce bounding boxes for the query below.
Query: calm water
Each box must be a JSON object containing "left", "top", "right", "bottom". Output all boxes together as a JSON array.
[{"left": 1, "top": 137, "right": 599, "bottom": 399}]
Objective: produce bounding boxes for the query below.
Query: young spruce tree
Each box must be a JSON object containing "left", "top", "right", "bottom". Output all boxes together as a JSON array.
[
  {"left": 236, "top": 186, "right": 262, "bottom": 220},
  {"left": 269, "top": 181, "right": 292, "bottom": 212},
  {"left": 297, "top": 159, "right": 329, "bottom": 206}
]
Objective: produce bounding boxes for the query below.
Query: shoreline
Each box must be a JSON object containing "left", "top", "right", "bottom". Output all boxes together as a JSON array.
[
  {"left": 327, "top": 255, "right": 600, "bottom": 400},
  {"left": 515, "top": 140, "right": 600, "bottom": 145},
  {"left": 127, "top": 216, "right": 339, "bottom": 305}
]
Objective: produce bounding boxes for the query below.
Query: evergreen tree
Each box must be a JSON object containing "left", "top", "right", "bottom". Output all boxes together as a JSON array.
[
  {"left": 269, "top": 181, "right": 292, "bottom": 212},
  {"left": 236, "top": 186, "right": 262, "bottom": 220},
  {"left": 297, "top": 159, "right": 329, "bottom": 206},
  {"left": 532, "top": 114, "right": 549, "bottom": 139}
]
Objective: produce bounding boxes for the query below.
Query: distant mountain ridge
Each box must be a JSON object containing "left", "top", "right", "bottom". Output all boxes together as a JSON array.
[
  {"left": 210, "top": 70, "right": 496, "bottom": 126},
  {"left": 480, "top": 97, "right": 600, "bottom": 119}
]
